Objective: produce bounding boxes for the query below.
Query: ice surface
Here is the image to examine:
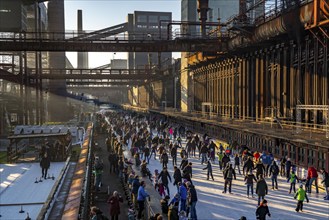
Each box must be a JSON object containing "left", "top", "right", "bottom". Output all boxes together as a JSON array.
[
  {"left": 0, "top": 162, "right": 66, "bottom": 219},
  {"left": 130, "top": 136, "right": 329, "bottom": 220}
]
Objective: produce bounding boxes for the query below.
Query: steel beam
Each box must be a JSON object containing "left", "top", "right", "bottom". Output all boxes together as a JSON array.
[
  {"left": 0, "top": 39, "right": 224, "bottom": 52},
  {"left": 31, "top": 73, "right": 153, "bottom": 80}
]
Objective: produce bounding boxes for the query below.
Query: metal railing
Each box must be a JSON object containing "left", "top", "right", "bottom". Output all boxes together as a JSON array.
[{"left": 80, "top": 123, "right": 94, "bottom": 220}]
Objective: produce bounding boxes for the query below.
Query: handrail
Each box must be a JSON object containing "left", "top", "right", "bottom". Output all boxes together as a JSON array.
[
  {"left": 37, "top": 155, "right": 71, "bottom": 220},
  {"left": 80, "top": 122, "right": 94, "bottom": 220}
]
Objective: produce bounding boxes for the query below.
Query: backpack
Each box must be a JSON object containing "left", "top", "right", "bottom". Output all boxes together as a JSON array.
[{"left": 272, "top": 165, "right": 279, "bottom": 175}]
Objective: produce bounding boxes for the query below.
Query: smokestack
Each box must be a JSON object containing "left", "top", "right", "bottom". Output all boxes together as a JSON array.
[
  {"left": 47, "top": 0, "right": 66, "bottom": 94},
  {"left": 197, "top": 0, "right": 209, "bottom": 38},
  {"left": 77, "top": 9, "right": 88, "bottom": 69}
]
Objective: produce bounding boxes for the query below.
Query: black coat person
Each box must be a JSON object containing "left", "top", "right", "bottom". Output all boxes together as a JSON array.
[
  {"left": 40, "top": 153, "right": 51, "bottom": 179},
  {"left": 243, "top": 157, "right": 254, "bottom": 174},
  {"left": 158, "top": 168, "right": 172, "bottom": 196}
]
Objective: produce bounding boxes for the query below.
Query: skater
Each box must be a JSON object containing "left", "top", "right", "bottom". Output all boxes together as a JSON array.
[
  {"left": 280, "top": 156, "right": 286, "bottom": 177},
  {"left": 255, "top": 199, "right": 271, "bottom": 220},
  {"left": 158, "top": 167, "right": 172, "bottom": 196},
  {"left": 179, "top": 182, "right": 188, "bottom": 212},
  {"left": 288, "top": 171, "right": 299, "bottom": 194},
  {"left": 222, "top": 154, "right": 230, "bottom": 171},
  {"left": 107, "top": 191, "right": 123, "bottom": 220},
  {"left": 171, "top": 143, "right": 179, "bottom": 166},
  {"left": 320, "top": 168, "right": 329, "bottom": 200},
  {"left": 244, "top": 170, "right": 257, "bottom": 198},
  {"left": 269, "top": 161, "right": 279, "bottom": 189},
  {"left": 203, "top": 160, "right": 214, "bottom": 181},
  {"left": 156, "top": 182, "right": 166, "bottom": 197},
  {"left": 144, "top": 146, "right": 150, "bottom": 164},
  {"left": 256, "top": 175, "right": 268, "bottom": 206},
  {"left": 285, "top": 158, "right": 292, "bottom": 179},
  {"left": 40, "top": 153, "right": 50, "bottom": 180},
  {"left": 183, "top": 162, "right": 193, "bottom": 183},
  {"left": 223, "top": 164, "right": 236, "bottom": 193},
  {"left": 161, "top": 151, "right": 169, "bottom": 168},
  {"left": 243, "top": 157, "right": 254, "bottom": 175},
  {"left": 234, "top": 154, "right": 241, "bottom": 174},
  {"left": 173, "top": 166, "right": 182, "bottom": 193},
  {"left": 307, "top": 166, "right": 319, "bottom": 193},
  {"left": 200, "top": 143, "right": 208, "bottom": 164},
  {"left": 294, "top": 185, "right": 309, "bottom": 212},
  {"left": 217, "top": 151, "right": 224, "bottom": 170},
  {"left": 254, "top": 160, "right": 266, "bottom": 180},
  {"left": 260, "top": 152, "right": 271, "bottom": 176}
]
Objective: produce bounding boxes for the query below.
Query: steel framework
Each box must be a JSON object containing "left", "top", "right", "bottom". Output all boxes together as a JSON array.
[{"left": 296, "top": 105, "right": 329, "bottom": 138}]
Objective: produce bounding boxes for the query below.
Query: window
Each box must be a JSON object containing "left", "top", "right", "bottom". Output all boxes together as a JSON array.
[
  {"left": 267, "top": 140, "right": 273, "bottom": 154},
  {"left": 308, "top": 149, "right": 315, "bottom": 166},
  {"left": 274, "top": 141, "right": 280, "bottom": 155},
  {"left": 149, "top": 15, "right": 158, "bottom": 23},
  {"left": 282, "top": 144, "right": 288, "bottom": 157},
  {"left": 290, "top": 145, "right": 296, "bottom": 161},
  {"left": 160, "top": 15, "right": 169, "bottom": 21},
  {"left": 298, "top": 148, "right": 304, "bottom": 163},
  {"left": 137, "top": 15, "right": 147, "bottom": 23},
  {"left": 318, "top": 151, "right": 326, "bottom": 170}
]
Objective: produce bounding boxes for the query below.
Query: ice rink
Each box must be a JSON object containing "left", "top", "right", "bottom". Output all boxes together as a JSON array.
[
  {"left": 131, "top": 135, "right": 329, "bottom": 220},
  {"left": 0, "top": 162, "right": 66, "bottom": 219}
]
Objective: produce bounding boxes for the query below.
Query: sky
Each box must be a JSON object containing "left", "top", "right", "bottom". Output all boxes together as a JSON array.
[{"left": 63, "top": 0, "right": 182, "bottom": 68}]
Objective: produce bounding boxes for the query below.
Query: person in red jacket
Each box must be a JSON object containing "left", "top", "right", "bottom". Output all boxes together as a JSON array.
[
  {"left": 254, "top": 151, "right": 261, "bottom": 162},
  {"left": 107, "top": 191, "right": 123, "bottom": 220},
  {"left": 307, "top": 166, "right": 319, "bottom": 193}
]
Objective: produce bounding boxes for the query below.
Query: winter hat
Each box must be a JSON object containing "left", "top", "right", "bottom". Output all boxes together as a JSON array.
[
  {"left": 300, "top": 184, "right": 303, "bottom": 188},
  {"left": 239, "top": 217, "right": 247, "bottom": 220},
  {"left": 262, "top": 199, "right": 267, "bottom": 204}
]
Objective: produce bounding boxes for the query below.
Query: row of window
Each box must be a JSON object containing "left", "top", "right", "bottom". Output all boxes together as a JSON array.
[{"left": 137, "top": 15, "right": 170, "bottom": 23}]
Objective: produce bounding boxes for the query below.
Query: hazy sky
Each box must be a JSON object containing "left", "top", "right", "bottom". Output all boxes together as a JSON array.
[{"left": 64, "top": 0, "right": 181, "bottom": 68}]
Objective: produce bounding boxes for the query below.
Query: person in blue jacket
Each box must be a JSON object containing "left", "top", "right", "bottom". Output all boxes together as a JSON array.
[
  {"left": 179, "top": 182, "right": 188, "bottom": 211},
  {"left": 260, "top": 152, "right": 271, "bottom": 177},
  {"left": 137, "top": 181, "right": 149, "bottom": 219}
]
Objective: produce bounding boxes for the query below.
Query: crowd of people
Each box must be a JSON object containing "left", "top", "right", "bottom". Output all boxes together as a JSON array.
[{"left": 89, "top": 110, "right": 329, "bottom": 220}]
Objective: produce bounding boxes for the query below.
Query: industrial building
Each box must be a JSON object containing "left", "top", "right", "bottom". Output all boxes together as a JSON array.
[{"left": 0, "top": 0, "right": 328, "bottom": 218}]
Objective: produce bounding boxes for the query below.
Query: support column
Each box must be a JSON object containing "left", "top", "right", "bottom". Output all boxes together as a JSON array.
[
  {"left": 282, "top": 47, "right": 288, "bottom": 118},
  {"left": 276, "top": 48, "right": 282, "bottom": 115},
  {"left": 256, "top": 55, "right": 260, "bottom": 120},
  {"left": 246, "top": 57, "right": 250, "bottom": 118},
  {"left": 260, "top": 53, "right": 265, "bottom": 119},
  {"left": 290, "top": 45, "right": 296, "bottom": 115},
  {"left": 270, "top": 50, "right": 276, "bottom": 108},
  {"left": 242, "top": 58, "right": 246, "bottom": 119},
  {"left": 324, "top": 37, "right": 328, "bottom": 106},
  {"left": 313, "top": 37, "right": 318, "bottom": 127},
  {"left": 230, "top": 62, "right": 234, "bottom": 117},
  {"left": 239, "top": 58, "right": 243, "bottom": 119}
]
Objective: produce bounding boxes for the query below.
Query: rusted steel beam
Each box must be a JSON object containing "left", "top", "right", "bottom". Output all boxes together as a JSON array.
[{"left": 0, "top": 39, "right": 224, "bottom": 52}]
